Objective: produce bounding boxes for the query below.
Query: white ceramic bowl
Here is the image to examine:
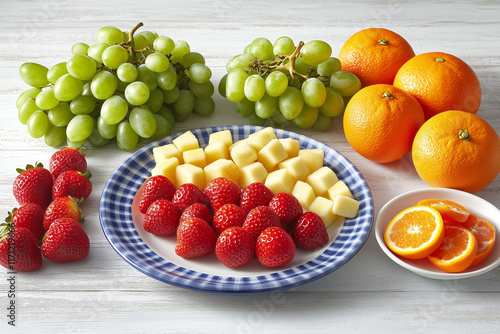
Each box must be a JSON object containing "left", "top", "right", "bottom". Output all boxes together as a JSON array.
[{"left": 375, "top": 188, "right": 500, "bottom": 279}]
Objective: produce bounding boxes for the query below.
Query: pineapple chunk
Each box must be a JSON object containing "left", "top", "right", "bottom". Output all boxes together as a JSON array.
[
  {"left": 258, "top": 138, "right": 288, "bottom": 171},
  {"left": 153, "top": 144, "right": 183, "bottom": 164},
  {"left": 306, "top": 166, "right": 338, "bottom": 197},
  {"left": 238, "top": 162, "right": 268, "bottom": 188},
  {"left": 173, "top": 131, "right": 199, "bottom": 153},
  {"left": 279, "top": 138, "right": 301, "bottom": 158},
  {"left": 150, "top": 157, "right": 179, "bottom": 183},
  {"left": 204, "top": 140, "right": 229, "bottom": 164},
  {"left": 332, "top": 195, "right": 360, "bottom": 218},
  {"left": 204, "top": 159, "right": 240, "bottom": 184},
  {"left": 228, "top": 139, "right": 247, "bottom": 154},
  {"left": 292, "top": 181, "right": 316, "bottom": 210},
  {"left": 298, "top": 149, "right": 324, "bottom": 173},
  {"left": 182, "top": 148, "right": 207, "bottom": 169},
  {"left": 248, "top": 127, "right": 277, "bottom": 151},
  {"left": 175, "top": 163, "right": 205, "bottom": 189},
  {"left": 230, "top": 141, "right": 258, "bottom": 168},
  {"left": 327, "top": 180, "right": 354, "bottom": 200},
  {"left": 309, "top": 196, "right": 339, "bottom": 228},
  {"left": 278, "top": 156, "right": 309, "bottom": 181},
  {"left": 264, "top": 169, "right": 294, "bottom": 195},
  {"left": 208, "top": 130, "right": 233, "bottom": 147}
]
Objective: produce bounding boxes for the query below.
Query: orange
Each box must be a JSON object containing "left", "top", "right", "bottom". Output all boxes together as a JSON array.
[
  {"left": 417, "top": 199, "right": 470, "bottom": 223},
  {"left": 412, "top": 110, "right": 500, "bottom": 193},
  {"left": 393, "top": 51, "right": 481, "bottom": 120},
  {"left": 343, "top": 84, "right": 425, "bottom": 163},
  {"left": 427, "top": 225, "right": 478, "bottom": 272},
  {"left": 463, "top": 213, "right": 496, "bottom": 267},
  {"left": 339, "top": 28, "right": 415, "bottom": 87},
  {"left": 384, "top": 205, "right": 444, "bottom": 259}
]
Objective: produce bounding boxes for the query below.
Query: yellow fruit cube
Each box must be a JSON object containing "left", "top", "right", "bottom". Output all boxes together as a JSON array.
[
  {"left": 152, "top": 144, "right": 183, "bottom": 164},
  {"left": 291, "top": 181, "right": 316, "bottom": 210},
  {"left": 332, "top": 195, "right": 360, "bottom": 218},
  {"left": 208, "top": 130, "right": 233, "bottom": 147},
  {"left": 228, "top": 139, "right": 247, "bottom": 154},
  {"left": 279, "top": 138, "right": 301, "bottom": 158},
  {"left": 264, "top": 169, "right": 294, "bottom": 195},
  {"left": 204, "top": 159, "right": 240, "bottom": 184},
  {"left": 182, "top": 148, "right": 207, "bottom": 169},
  {"left": 175, "top": 164, "right": 205, "bottom": 189},
  {"left": 306, "top": 166, "right": 339, "bottom": 197},
  {"left": 204, "top": 141, "right": 229, "bottom": 164},
  {"left": 238, "top": 162, "right": 268, "bottom": 188},
  {"left": 150, "top": 157, "right": 179, "bottom": 183},
  {"left": 173, "top": 130, "right": 199, "bottom": 153},
  {"left": 298, "top": 149, "right": 324, "bottom": 173},
  {"left": 230, "top": 140, "right": 258, "bottom": 168},
  {"left": 248, "top": 127, "right": 277, "bottom": 151},
  {"left": 327, "top": 180, "right": 354, "bottom": 200},
  {"left": 278, "top": 156, "right": 310, "bottom": 181},
  {"left": 308, "top": 196, "right": 339, "bottom": 228},
  {"left": 258, "top": 139, "right": 288, "bottom": 171}
]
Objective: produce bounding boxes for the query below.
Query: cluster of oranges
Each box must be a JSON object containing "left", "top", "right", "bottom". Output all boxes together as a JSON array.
[{"left": 338, "top": 28, "right": 500, "bottom": 193}]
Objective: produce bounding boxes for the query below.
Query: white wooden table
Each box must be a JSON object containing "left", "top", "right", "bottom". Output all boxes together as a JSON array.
[{"left": 1, "top": 0, "right": 499, "bottom": 332}]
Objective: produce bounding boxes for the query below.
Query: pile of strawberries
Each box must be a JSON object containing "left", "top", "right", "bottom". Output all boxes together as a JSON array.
[
  {"left": 139, "top": 176, "right": 330, "bottom": 268},
  {"left": 0, "top": 147, "right": 92, "bottom": 271}
]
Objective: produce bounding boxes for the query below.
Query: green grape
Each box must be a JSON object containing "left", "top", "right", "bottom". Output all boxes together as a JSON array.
[
  {"left": 102, "top": 45, "right": 129, "bottom": 69},
  {"left": 314, "top": 112, "right": 335, "bottom": 131},
  {"left": 82, "top": 82, "right": 92, "bottom": 96},
  {"left": 145, "top": 88, "right": 164, "bottom": 112},
  {"left": 235, "top": 98, "right": 255, "bottom": 117},
  {"left": 265, "top": 71, "right": 288, "bottom": 97},
  {"left": 188, "top": 80, "right": 214, "bottom": 98},
  {"left": 301, "top": 78, "right": 326, "bottom": 108},
  {"left": 292, "top": 105, "right": 319, "bottom": 128},
  {"left": 162, "top": 86, "right": 179, "bottom": 104},
  {"left": 226, "top": 68, "right": 248, "bottom": 103},
  {"left": 116, "top": 78, "right": 128, "bottom": 93},
  {"left": 130, "top": 106, "right": 156, "bottom": 138},
  {"left": 16, "top": 88, "right": 41, "bottom": 110},
  {"left": 271, "top": 109, "right": 288, "bottom": 125},
  {"left": 218, "top": 74, "right": 228, "bottom": 97},
  {"left": 97, "top": 26, "right": 125, "bottom": 45},
  {"left": 295, "top": 57, "right": 313, "bottom": 75},
  {"left": 88, "top": 127, "right": 109, "bottom": 147},
  {"left": 117, "top": 63, "right": 138, "bottom": 83},
  {"left": 138, "top": 31, "right": 157, "bottom": 45},
  {"left": 187, "top": 63, "right": 211, "bottom": 84},
  {"left": 70, "top": 95, "right": 96, "bottom": 115},
  {"left": 145, "top": 52, "right": 170, "bottom": 73},
  {"left": 300, "top": 40, "right": 332, "bottom": 66},
  {"left": 153, "top": 36, "right": 175, "bottom": 55},
  {"left": 66, "top": 139, "right": 86, "bottom": 148},
  {"left": 27, "top": 110, "right": 50, "bottom": 138},
  {"left": 249, "top": 37, "right": 274, "bottom": 61},
  {"left": 35, "top": 87, "right": 59, "bottom": 110},
  {"left": 124, "top": 81, "right": 150, "bottom": 106},
  {"left": 255, "top": 93, "right": 278, "bottom": 119},
  {"left": 156, "top": 65, "right": 177, "bottom": 90},
  {"left": 44, "top": 125, "right": 67, "bottom": 147},
  {"left": 67, "top": 55, "right": 97, "bottom": 81},
  {"left": 133, "top": 34, "right": 149, "bottom": 51},
  {"left": 243, "top": 43, "right": 251, "bottom": 54},
  {"left": 319, "top": 88, "right": 344, "bottom": 117},
  {"left": 329, "top": 71, "right": 362, "bottom": 97},
  {"left": 47, "top": 62, "right": 69, "bottom": 85},
  {"left": 193, "top": 96, "right": 215, "bottom": 116},
  {"left": 66, "top": 114, "right": 94, "bottom": 142},
  {"left": 173, "top": 89, "right": 195, "bottom": 115},
  {"left": 178, "top": 52, "right": 205, "bottom": 68},
  {"left": 91, "top": 70, "right": 118, "bottom": 100},
  {"left": 279, "top": 86, "right": 304, "bottom": 120},
  {"left": 171, "top": 40, "right": 190, "bottom": 59},
  {"left": 137, "top": 64, "right": 157, "bottom": 90},
  {"left": 48, "top": 102, "right": 74, "bottom": 126},
  {"left": 97, "top": 116, "right": 118, "bottom": 139},
  {"left": 18, "top": 98, "right": 39, "bottom": 125},
  {"left": 273, "top": 36, "right": 295, "bottom": 56},
  {"left": 19, "top": 62, "right": 49, "bottom": 88},
  {"left": 151, "top": 114, "right": 173, "bottom": 141},
  {"left": 87, "top": 42, "right": 109, "bottom": 64},
  {"left": 172, "top": 109, "right": 190, "bottom": 122},
  {"left": 226, "top": 53, "right": 254, "bottom": 72},
  {"left": 71, "top": 43, "right": 89, "bottom": 56},
  {"left": 54, "top": 74, "right": 84, "bottom": 102},
  {"left": 117, "top": 121, "right": 139, "bottom": 151},
  {"left": 317, "top": 57, "right": 342, "bottom": 76},
  {"left": 157, "top": 106, "right": 175, "bottom": 125},
  {"left": 101, "top": 95, "right": 128, "bottom": 124},
  {"left": 244, "top": 74, "right": 265, "bottom": 102},
  {"left": 248, "top": 112, "right": 267, "bottom": 126}
]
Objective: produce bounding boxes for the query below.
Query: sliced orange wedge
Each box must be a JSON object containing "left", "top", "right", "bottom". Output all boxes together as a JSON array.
[
  {"left": 463, "top": 213, "right": 496, "bottom": 267},
  {"left": 417, "top": 199, "right": 470, "bottom": 223}
]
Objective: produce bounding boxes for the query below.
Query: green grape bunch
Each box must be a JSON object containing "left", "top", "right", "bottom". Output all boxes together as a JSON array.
[
  {"left": 16, "top": 23, "right": 216, "bottom": 151},
  {"left": 219, "top": 37, "right": 362, "bottom": 131}
]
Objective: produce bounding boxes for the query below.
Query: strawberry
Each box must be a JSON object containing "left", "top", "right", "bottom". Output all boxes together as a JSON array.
[
  {"left": 41, "top": 217, "right": 89, "bottom": 262},
  {"left": 6, "top": 203, "right": 45, "bottom": 243},
  {"left": 172, "top": 183, "right": 208, "bottom": 212},
  {"left": 180, "top": 203, "right": 213, "bottom": 226},
  {"left": 52, "top": 170, "right": 93, "bottom": 201},
  {"left": 13, "top": 162, "right": 53, "bottom": 209},
  {"left": 212, "top": 203, "right": 247, "bottom": 234},
  {"left": 256, "top": 226, "right": 295, "bottom": 268},
  {"left": 143, "top": 200, "right": 180, "bottom": 236},
  {"left": 215, "top": 227, "right": 255, "bottom": 268},
  {"left": 239, "top": 182, "right": 274, "bottom": 214},
  {"left": 269, "top": 192, "right": 303, "bottom": 233},
  {"left": 138, "top": 175, "right": 176, "bottom": 214},
  {"left": 175, "top": 217, "right": 216, "bottom": 259},
  {"left": 204, "top": 177, "right": 241, "bottom": 213},
  {"left": 242, "top": 206, "right": 281, "bottom": 240},
  {"left": 43, "top": 197, "right": 83, "bottom": 231},
  {"left": 49, "top": 147, "right": 87, "bottom": 179},
  {"left": 292, "top": 212, "right": 329, "bottom": 250},
  {"left": 0, "top": 226, "right": 42, "bottom": 271}
]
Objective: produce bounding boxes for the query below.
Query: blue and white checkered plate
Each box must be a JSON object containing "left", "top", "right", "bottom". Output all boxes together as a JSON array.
[{"left": 99, "top": 125, "right": 374, "bottom": 294}]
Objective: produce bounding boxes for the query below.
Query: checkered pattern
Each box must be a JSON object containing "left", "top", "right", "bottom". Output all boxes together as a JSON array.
[{"left": 99, "top": 125, "right": 374, "bottom": 294}]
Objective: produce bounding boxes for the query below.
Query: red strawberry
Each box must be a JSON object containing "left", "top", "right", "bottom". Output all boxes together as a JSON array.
[
  {"left": 204, "top": 177, "right": 241, "bottom": 213},
  {"left": 215, "top": 227, "right": 255, "bottom": 268},
  {"left": 143, "top": 200, "right": 180, "bottom": 236},
  {"left": 212, "top": 204, "right": 247, "bottom": 234},
  {"left": 175, "top": 217, "right": 216, "bottom": 259},
  {"left": 43, "top": 197, "right": 83, "bottom": 231},
  {"left": 239, "top": 182, "right": 274, "bottom": 214},
  {"left": 242, "top": 206, "right": 281, "bottom": 240},
  {"left": 41, "top": 217, "right": 89, "bottom": 262},
  {"left": 292, "top": 212, "right": 329, "bottom": 250},
  {"left": 0, "top": 226, "right": 42, "bottom": 271},
  {"left": 256, "top": 226, "right": 295, "bottom": 268},
  {"left": 172, "top": 183, "right": 208, "bottom": 213},
  {"left": 180, "top": 203, "right": 213, "bottom": 226},
  {"left": 269, "top": 193, "right": 303, "bottom": 232},
  {"left": 138, "top": 175, "right": 175, "bottom": 214},
  {"left": 49, "top": 147, "right": 87, "bottom": 179},
  {"left": 6, "top": 203, "right": 45, "bottom": 243},
  {"left": 52, "top": 170, "right": 93, "bottom": 201},
  {"left": 13, "top": 162, "right": 53, "bottom": 209}
]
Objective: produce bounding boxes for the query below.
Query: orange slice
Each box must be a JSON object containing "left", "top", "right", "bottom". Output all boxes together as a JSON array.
[
  {"left": 428, "top": 225, "right": 478, "bottom": 272},
  {"left": 384, "top": 205, "right": 444, "bottom": 259},
  {"left": 417, "top": 199, "right": 470, "bottom": 223},
  {"left": 463, "top": 213, "right": 496, "bottom": 267}
]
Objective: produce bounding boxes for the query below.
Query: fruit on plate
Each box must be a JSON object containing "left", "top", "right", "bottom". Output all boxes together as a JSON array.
[
  {"left": 212, "top": 204, "right": 247, "bottom": 234},
  {"left": 416, "top": 199, "right": 470, "bottom": 224},
  {"left": 269, "top": 192, "right": 303, "bottom": 232},
  {"left": 412, "top": 110, "right": 500, "bottom": 193},
  {"left": 256, "top": 226, "right": 296, "bottom": 268},
  {"left": 172, "top": 183, "right": 209, "bottom": 212},
  {"left": 143, "top": 199, "right": 180, "bottom": 236},
  {"left": 41, "top": 217, "right": 90, "bottom": 263},
  {"left": 0, "top": 226, "right": 43, "bottom": 271},
  {"left": 175, "top": 217, "right": 217, "bottom": 259},
  {"left": 13, "top": 162, "right": 54, "bottom": 209},
  {"left": 180, "top": 203, "right": 212, "bottom": 226},
  {"left": 242, "top": 206, "right": 281, "bottom": 241},
  {"left": 343, "top": 84, "right": 425, "bottom": 163},
  {"left": 138, "top": 175, "right": 175, "bottom": 214},
  {"left": 292, "top": 212, "right": 329, "bottom": 250},
  {"left": 204, "top": 177, "right": 241, "bottom": 213},
  {"left": 215, "top": 227, "right": 255, "bottom": 268},
  {"left": 463, "top": 213, "right": 496, "bottom": 267},
  {"left": 239, "top": 182, "right": 274, "bottom": 214}
]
